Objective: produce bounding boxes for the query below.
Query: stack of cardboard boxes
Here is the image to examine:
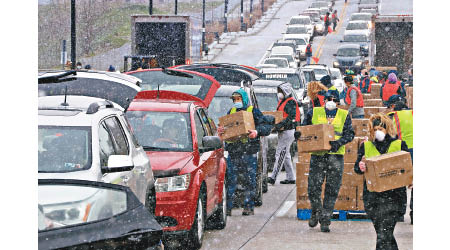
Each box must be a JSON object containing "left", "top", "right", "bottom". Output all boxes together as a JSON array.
[{"left": 363, "top": 83, "right": 387, "bottom": 118}]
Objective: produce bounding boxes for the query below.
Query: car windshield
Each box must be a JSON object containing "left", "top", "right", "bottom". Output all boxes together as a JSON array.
[
  {"left": 289, "top": 18, "right": 310, "bottom": 25},
  {"left": 273, "top": 43, "right": 296, "bottom": 51},
  {"left": 360, "top": 0, "right": 377, "bottom": 4},
  {"left": 312, "top": 69, "right": 329, "bottom": 80},
  {"left": 331, "top": 70, "right": 342, "bottom": 79},
  {"left": 351, "top": 14, "right": 371, "bottom": 21},
  {"left": 303, "top": 71, "right": 316, "bottom": 83},
  {"left": 125, "top": 111, "right": 192, "bottom": 151},
  {"left": 39, "top": 184, "right": 127, "bottom": 231},
  {"left": 208, "top": 96, "right": 234, "bottom": 124},
  {"left": 287, "top": 27, "right": 308, "bottom": 34},
  {"left": 38, "top": 126, "right": 92, "bottom": 173},
  {"left": 286, "top": 38, "right": 306, "bottom": 45},
  {"left": 262, "top": 73, "right": 302, "bottom": 89},
  {"left": 264, "top": 59, "right": 289, "bottom": 68},
  {"left": 344, "top": 35, "right": 368, "bottom": 42},
  {"left": 311, "top": 2, "right": 327, "bottom": 8},
  {"left": 270, "top": 55, "right": 294, "bottom": 63},
  {"left": 337, "top": 48, "right": 361, "bottom": 57},
  {"left": 255, "top": 93, "right": 279, "bottom": 112},
  {"left": 347, "top": 22, "right": 368, "bottom": 30},
  {"left": 129, "top": 70, "right": 213, "bottom": 100},
  {"left": 319, "top": 8, "right": 328, "bottom": 15}
]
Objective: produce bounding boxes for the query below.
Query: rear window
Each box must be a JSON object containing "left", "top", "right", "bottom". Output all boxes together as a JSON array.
[
  {"left": 285, "top": 38, "right": 306, "bottom": 45},
  {"left": 129, "top": 70, "right": 213, "bottom": 100},
  {"left": 289, "top": 18, "right": 310, "bottom": 25},
  {"left": 351, "top": 14, "right": 372, "bottom": 21},
  {"left": 287, "top": 26, "right": 308, "bottom": 34},
  {"left": 255, "top": 93, "right": 279, "bottom": 112},
  {"left": 344, "top": 35, "right": 368, "bottom": 42},
  {"left": 39, "top": 126, "right": 92, "bottom": 173},
  {"left": 347, "top": 22, "right": 368, "bottom": 30},
  {"left": 262, "top": 73, "right": 302, "bottom": 89},
  {"left": 208, "top": 96, "right": 233, "bottom": 124}
]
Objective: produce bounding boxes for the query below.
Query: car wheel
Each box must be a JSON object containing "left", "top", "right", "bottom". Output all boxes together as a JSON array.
[
  {"left": 187, "top": 190, "right": 206, "bottom": 249},
  {"left": 207, "top": 180, "right": 227, "bottom": 230},
  {"left": 254, "top": 172, "right": 263, "bottom": 207}
]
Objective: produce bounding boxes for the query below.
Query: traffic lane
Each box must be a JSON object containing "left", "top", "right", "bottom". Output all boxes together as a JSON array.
[
  {"left": 309, "top": 0, "right": 360, "bottom": 67},
  {"left": 212, "top": 0, "right": 314, "bottom": 66},
  {"left": 201, "top": 170, "right": 297, "bottom": 249}
]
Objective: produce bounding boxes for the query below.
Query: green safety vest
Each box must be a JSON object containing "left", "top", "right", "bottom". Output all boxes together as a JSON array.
[
  {"left": 226, "top": 106, "right": 254, "bottom": 144},
  {"left": 311, "top": 107, "right": 348, "bottom": 155},
  {"left": 329, "top": 86, "right": 337, "bottom": 91},
  {"left": 364, "top": 139, "right": 402, "bottom": 158},
  {"left": 389, "top": 110, "right": 413, "bottom": 149}
]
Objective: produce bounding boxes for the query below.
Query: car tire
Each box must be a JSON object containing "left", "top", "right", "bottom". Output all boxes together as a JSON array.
[
  {"left": 207, "top": 180, "right": 227, "bottom": 230},
  {"left": 187, "top": 189, "right": 206, "bottom": 250}
]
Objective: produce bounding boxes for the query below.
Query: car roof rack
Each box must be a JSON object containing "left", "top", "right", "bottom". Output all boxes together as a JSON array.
[
  {"left": 302, "top": 63, "right": 328, "bottom": 67},
  {"left": 86, "top": 100, "right": 114, "bottom": 114},
  {"left": 38, "top": 70, "right": 77, "bottom": 84}
]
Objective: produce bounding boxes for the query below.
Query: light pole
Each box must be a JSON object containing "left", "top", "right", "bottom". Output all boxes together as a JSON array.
[
  {"left": 261, "top": 0, "right": 264, "bottom": 16},
  {"left": 250, "top": 0, "right": 253, "bottom": 25},
  {"left": 202, "top": 0, "right": 206, "bottom": 55},
  {"left": 240, "top": 0, "right": 244, "bottom": 31},
  {"left": 149, "top": 0, "right": 153, "bottom": 15},
  {"left": 71, "top": 0, "right": 76, "bottom": 69},
  {"left": 224, "top": 0, "right": 228, "bottom": 32},
  {"left": 175, "top": 0, "right": 178, "bottom": 15}
]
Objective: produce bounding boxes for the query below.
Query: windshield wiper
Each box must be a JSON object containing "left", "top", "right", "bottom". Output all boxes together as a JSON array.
[
  {"left": 38, "top": 71, "right": 77, "bottom": 84},
  {"left": 161, "top": 68, "right": 194, "bottom": 78},
  {"left": 142, "top": 146, "right": 173, "bottom": 151}
]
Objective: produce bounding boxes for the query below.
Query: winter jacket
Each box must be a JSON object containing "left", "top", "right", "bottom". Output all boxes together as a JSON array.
[
  {"left": 345, "top": 87, "right": 365, "bottom": 118},
  {"left": 224, "top": 89, "right": 272, "bottom": 156},
  {"left": 354, "top": 135, "right": 408, "bottom": 219},
  {"left": 380, "top": 81, "right": 406, "bottom": 100},
  {"left": 359, "top": 76, "right": 371, "bottom": 93},
  {"left": 303, "top": 107, "right": 355, "bottom": 149}
]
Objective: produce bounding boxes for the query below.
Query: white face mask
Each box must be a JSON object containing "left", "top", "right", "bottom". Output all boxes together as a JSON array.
[
  {"left": 325, "top": 101, "right": 336, "bottom": 110},
  {"left": 277, "top": 93, "right": 284, "bottom": 100},
  {"left": 375, "top": 130, "right": 386, "bottom": 141},
  {"left": 76, "top": 66, "right": 82, "bottom": 70}
]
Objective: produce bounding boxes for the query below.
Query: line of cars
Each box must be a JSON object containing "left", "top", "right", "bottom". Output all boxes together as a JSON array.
[{"left": 332, "top": 1, "right": 378, "bottom": 73}]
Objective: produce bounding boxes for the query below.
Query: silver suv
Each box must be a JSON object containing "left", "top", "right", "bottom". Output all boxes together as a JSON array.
[{"left": 38, "top": 70, "right": 156, "bottom": 214}]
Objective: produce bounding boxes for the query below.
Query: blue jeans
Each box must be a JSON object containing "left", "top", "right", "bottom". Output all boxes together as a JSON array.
[
  {"left": 226, "top": 154, "right": 257, "bottom": 210},
  {"left": 306, "top": 56, "right": 311, "bottom": 65},
  {"left": 352, "top": 115, "right": 365, "bottom": 119}
]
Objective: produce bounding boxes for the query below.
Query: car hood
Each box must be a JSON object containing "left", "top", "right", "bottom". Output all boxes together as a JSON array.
[{"left": 146, "top": 151, "right": 193, "bottom": 177}]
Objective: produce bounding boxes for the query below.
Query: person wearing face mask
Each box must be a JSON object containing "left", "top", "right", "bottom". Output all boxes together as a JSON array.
[
  {"left": 76, "top": 62, "right": 82, "bottom": 70},
  {"left": 267, "top": 82, "right": 301, "bottom": 185},
  {"left": 354, "top": 113, "right": 408, "bottom": 250},
  {"left": 302, "top": 92, "right": 355, "bottom": 232},
  {"left": 218, "top": 89, "right": 272, "bottom": 216},
  {"left": 343, "top": 75, "right": 365, "bottom": 119},
  {"left": 320, "top": 75, "right": 340, "bottom": 105}
]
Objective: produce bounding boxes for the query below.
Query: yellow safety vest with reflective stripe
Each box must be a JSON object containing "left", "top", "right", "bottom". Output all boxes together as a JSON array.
[
  {"left": 364, "top": 139, "right": 402, "bottom": 158},
  {"left": 388, "top": 110, "right": 413, "bottom": 149},
  {"left": 226, "top": 106, "right": 254, "bottom": 144},
  {"left": 329, "top": 86, "right": 337, "bottom": 91},
  {"left": 311, "top": 107, "right": 348, "bottom": 155}
]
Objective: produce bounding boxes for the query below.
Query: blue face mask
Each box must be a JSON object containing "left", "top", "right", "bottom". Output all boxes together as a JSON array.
[{"left": 233, "top": 102, "right": 243, "bottom": 109}]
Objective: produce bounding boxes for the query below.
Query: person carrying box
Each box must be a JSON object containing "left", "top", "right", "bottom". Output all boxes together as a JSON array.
[
  {"left": 303, "top": 92, "right": 355, "bottom": 232},
  {"left": 354, "top": 113, "right": 409, "bottom": 250},
  {"left": 217, "top": 89, "right": 271, "bottom": 216}
]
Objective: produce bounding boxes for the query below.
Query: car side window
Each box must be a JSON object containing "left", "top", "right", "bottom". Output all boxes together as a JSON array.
[
  {"left": 194, "top": 113, "right": 206, "bottom": 148},
  {"left": 104, "top": 117, "right": 129, "bottom": 155},
  {"left": 198, "top": 109, "right": 213, "bottom": 136},
  {"left": 121, "top": 114, "right": 140, "bottom": 147},
  {"left": 98, "top": 122, "right": 115, "bottom": 167}
]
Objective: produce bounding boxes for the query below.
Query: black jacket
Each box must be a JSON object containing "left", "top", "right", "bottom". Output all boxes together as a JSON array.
[
  {"left": 303, "top": 107, "right": 355, "bottom": 150},
  {"left": 225, "top": 107, "right": 272, "bottom": 156},
  {"left": 274, "top": 95, "right": 299, "bottom": 131},
  {"left": 354, "top": 135, "right": 408, "bottom": 219}
]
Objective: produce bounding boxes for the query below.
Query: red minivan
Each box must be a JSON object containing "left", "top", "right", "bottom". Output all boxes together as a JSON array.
[{"left": 125, "top": 68, "right": 227, "bottom": 249}]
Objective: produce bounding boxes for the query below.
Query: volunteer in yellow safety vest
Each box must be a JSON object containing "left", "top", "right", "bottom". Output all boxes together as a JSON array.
[
  {"left": 354, "top": 113, "right": 409, "bottom": 250},
  {"left": 217, "top": 89, "right": 272, "bottom": 216},
  {"left": 387, "top": 96, "right": 413, "bottom": 225},
  {"left": 302, "top": 92, "right": 355, "bottom": 232}
]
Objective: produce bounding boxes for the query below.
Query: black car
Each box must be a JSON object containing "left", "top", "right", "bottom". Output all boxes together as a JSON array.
[
  {"left": 39, "top": 179, "right": 163, "bottom": 250},
  {"left": 332, "top": 44, "right": 365, "bottom": 74}
]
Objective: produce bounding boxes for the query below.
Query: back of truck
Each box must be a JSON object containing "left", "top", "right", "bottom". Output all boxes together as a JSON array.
[{"left": 131, "top": 15, "right": 192, "bottom": 68}]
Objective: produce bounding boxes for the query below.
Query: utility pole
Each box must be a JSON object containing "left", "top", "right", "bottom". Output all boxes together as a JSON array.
[
  {"left": 71, "top": 0, "right": 76, "bottom": 70},
  {"left": 261, "top": 0, "right": 264, "bottom": 16},
  {"left": 202, "top": 0, "right": 206, "bottom": 55},
  {"left": 149, "top": 0, "right": 153, "bottom": 15},
  {"left": 250, "top": 0, "right": 253, "bottom": 25},
  {"left": 224, "top": 0, "right": 228, "bottom": 32},
  {"left": 175, "top": 0, "right": 178, "bottom": 15}
]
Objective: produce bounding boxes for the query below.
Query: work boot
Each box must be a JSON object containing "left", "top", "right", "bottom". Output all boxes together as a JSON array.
[
  {"left": 410, "top": 211, "right": 413, "bottom": 225},
  {"left": 267, "top": 177, "right": 275, "bottom": 185},
  {"left": 308, "top": 210, "right": 320, "bottom": 228},
  {"left": 226, "top": 209, "right": 232, "bottom": 216},
  {"left": 320, "top": 216, "right": 331, "bottom": 232},
  {"left": 242, "top": 208, "right": 254, "bottom": 216},
  {"left": 280, "top": 179, "right": 295, "bottom": 184},
  {"left": 320, "top": 223, "right": 330, "bottom": 233}
]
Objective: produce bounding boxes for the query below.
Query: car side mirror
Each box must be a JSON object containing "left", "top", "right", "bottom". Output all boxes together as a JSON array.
[
  {"left": 201, "top": 136, "right": 223, "bottom": 152},
  {"left": 103, "top": 155, "right": 134, "bottom": 173},
  {"left": 339, "top": 40, "right": 343, "bottom": 43},
  {"left": 333, "top": 53, "right": 337, "bottom": 56}
]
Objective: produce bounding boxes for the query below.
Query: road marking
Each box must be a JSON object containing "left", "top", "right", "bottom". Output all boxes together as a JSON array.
[{"left": 275, "top": 200, "right": 295, "bottom": 217}]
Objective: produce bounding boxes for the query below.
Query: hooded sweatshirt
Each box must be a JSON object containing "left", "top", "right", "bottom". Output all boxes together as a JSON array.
[
  {"left": 380, "top": 73, "right": 406, "bottom": 101},
  {"left": 275, "top": 82, "right": 299, "bottom": 131}
]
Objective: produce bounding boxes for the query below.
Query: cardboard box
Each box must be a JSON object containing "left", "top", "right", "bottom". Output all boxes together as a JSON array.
[
  {"left": 364, "top": 107, "right": 387, "bottom": 119},
  {"left": 334, "top": 185, "right": 357, "bottom": 211},
  {"left": 362, "top": 93, "right": 372, "bottom": 100},
  {"left": 352, "top": 119, "right": 370, "bottom": 137},
  {"left": 364, "top": 99, "right": 383, "bottom": 107},
  {"left": 369, "top": 84, "right": 382, "bottom": 99},
  {"left": 296, "top": 124, "right": 334, "bottom": 153},
  {"left": 364, "top": 151, "right": 413, "bottom": 192},
  {"left": 356, "top": 183, "right": 365, "bottom": 211},
  {"left": 296, "top": 163, "right": 310, "bottom": 187},
  {"left": 298, "top": 152, "right": 311, "bottom": 164},
  {"left": 262, "top": 111, "right": 284, "bottom": 124},
  {"left": 406, "top": 86, "right": 413, "bottom": 108},
  {"left": 219, "top": 111, "right": 255, "bottom": 140},
  {"left": 344, "top": 138, "right": 360, "bottom": 163}
]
